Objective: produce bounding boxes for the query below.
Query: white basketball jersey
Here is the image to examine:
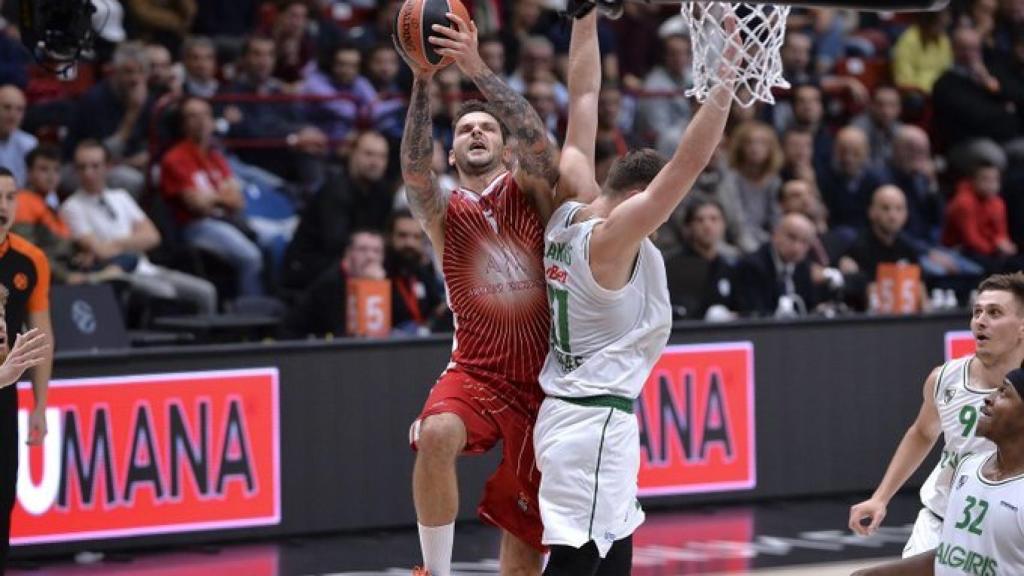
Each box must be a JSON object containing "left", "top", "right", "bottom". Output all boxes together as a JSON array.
[
  {"left": 935, "top": 454, "right": 1024, "bottom": 576},
  {"left": 920, "top": 356, "right": 996, "bottom": 517},
  {"left": 538, "top": 201, "right": 673, "bottom": 399}
]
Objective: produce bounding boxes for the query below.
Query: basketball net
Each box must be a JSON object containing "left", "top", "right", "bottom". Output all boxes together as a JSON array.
[{"left": 680, "top": 2, "right": 791, "bottom": 108}]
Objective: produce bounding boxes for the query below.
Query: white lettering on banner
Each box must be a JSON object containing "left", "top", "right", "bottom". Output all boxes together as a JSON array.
[{"left": 16, "top": 408, "right": 62, "bottom": 516}]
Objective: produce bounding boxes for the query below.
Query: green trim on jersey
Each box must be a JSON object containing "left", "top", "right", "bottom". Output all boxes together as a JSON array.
[
  {"left": 588, "top": 408, "right": 615, "bottom": 540},
  {"left": 963, "top": 357, "right": 998, "bottom": 395},
  {"left": 555, "top": 394, "right": 635, "bottom": 414},
  {"left": 934, "top": 361, "right": 950, "bottom": 402}
]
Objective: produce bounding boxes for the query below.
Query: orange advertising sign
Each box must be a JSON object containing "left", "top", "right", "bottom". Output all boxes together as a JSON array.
[
  {"left": 347, "top": 278, "right": 392, "bottom": 337},
  {"left": 13, "top": 368, "right": 280, "bottom": 545},
  {"left": 637, "top": 342, "right": 756, "bottom": 496}
]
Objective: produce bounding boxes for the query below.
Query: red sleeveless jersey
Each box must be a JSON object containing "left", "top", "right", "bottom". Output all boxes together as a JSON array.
[{"left": 442, "top": 172, "right": 550, "bottom": 388}]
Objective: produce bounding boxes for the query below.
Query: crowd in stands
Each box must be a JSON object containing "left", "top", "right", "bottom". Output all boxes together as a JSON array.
[{"left": 1, "top": 0, "right": 1022, "bottom": 343}]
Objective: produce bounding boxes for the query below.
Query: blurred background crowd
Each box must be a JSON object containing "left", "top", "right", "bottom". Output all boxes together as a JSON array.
[{"left": 1, "top": 0, "right": 1022, "bottom": 343}]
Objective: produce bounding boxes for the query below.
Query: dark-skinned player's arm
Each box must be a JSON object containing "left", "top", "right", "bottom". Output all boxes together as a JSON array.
[
  {"left": 430, "top": 14, "right": 559, "bottom": 220},
  {"left": 850, "top": 551, "right": 936, "bottom": 576},
  {"left": 394, "top": 35, "right": 449, "bottom": 256},
  {"left": 554, "top": 9, "right": 602, "bottom": 207}
]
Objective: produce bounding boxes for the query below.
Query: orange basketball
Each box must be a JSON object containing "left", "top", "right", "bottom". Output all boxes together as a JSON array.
[{"left": 394, "top": 0, "right": 471, "bottom": 71}]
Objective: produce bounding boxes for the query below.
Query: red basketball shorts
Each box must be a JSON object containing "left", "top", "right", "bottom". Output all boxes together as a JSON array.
[{"left": 410, "top": 366, "right": 544, "bottom": 552}]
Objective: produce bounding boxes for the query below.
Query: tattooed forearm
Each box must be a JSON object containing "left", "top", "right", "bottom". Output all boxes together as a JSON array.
[
  {"left": 467, "top": 68, "right": 558, "bottom": 186},
  {"left": 401, "top": 77, "right": 447, "bottom": 226}
]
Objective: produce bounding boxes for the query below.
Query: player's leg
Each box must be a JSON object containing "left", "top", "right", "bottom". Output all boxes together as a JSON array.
[
  {"left": 901, "top": 508, "right": 942, "bottom": 558},
  {"left": 413, "top": 412, "right": 467, "bottom": 576},
  {"left": 544, "top": 542, "right": 600, "bottom": 576},
  {"left": 595, "top": 535, "right": 633, "bottom": 576},
  {"left": 499, "top": 530, "right": 544, "bottom": 576}
]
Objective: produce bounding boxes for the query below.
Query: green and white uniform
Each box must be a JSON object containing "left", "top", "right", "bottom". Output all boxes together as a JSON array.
[
  {"left": 906, "top": 355, "right": 995, "bottom": 557},
  {"left": 535, "top": 201, "right": 672, "bottom": 557},
  {"left": 934, "top": 453, "right": 1024, "bottom": 575}
]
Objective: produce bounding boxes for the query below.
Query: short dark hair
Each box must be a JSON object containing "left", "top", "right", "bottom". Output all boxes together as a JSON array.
[
  {"left": 452, "top": 100, "right": 509, "bottom": 143},
  {"left": 978, "top": 272, "right": 1024, "bottom": 313},
  {"left": 0, "top": 167, "right": 14, "bottom": 182},
  {"left": 683, "top": 198, "right": 725, "bottom": 226},
  {"left": 26, "top": 144, "right": 61, "bottom": 169},
  {"left": 386, "top": 208, "right": 417, "bottom": 235},
  {"left": 242, "top": 35, "right": 275, "bottom": 58},
  {"left": 970, "top": 159, "right": 1001, "bottom": 178},
  {"left": 73, "top": 139, "right": 109, "bottom": 162},
  {"left": 603, "top": 148, "right": 666, "bottom": 197}
]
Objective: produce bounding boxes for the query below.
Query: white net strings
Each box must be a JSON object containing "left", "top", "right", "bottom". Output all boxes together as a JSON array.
[{"left": 681, "top": 2, "right": 792, "bottom": 108}]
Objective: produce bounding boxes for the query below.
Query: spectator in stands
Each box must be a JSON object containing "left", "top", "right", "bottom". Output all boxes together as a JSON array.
[
  {"left": 0, "top": 21, "right": 29, "bottom": 89},
  {"left": 932, "top": 26, "right": 1020, "bottom": 150},
  {"left": 345, "top": 0, "right": 402, "bottom": 51},
  {"left": 124, "top": 0, "right": 196, "bottom": 54},
  {"left": 942, "top": 160, "right": 1023, "bottom": 274},
  {"left": 598, "top": 83, "right": 630, "bottom": 155},
  {"left": 663, "top": 199, "right": 737, "bottom": 320},
  {"left": 879, "top": 125, "right": 943, "bottom": 246},
  {"left": 0, "top": 86, "right": 36, "bottom": 187},
  {"left": 68, "top": 41, "right": 153, "bottom": 198},
  {"left": 281, "top": 229, "right": 386, "bottom": 338},
  {"left": 500, "top": 0, "right": 546, "bottom": 76},
  {"left": 780, "top": 178, "right": 829, "bottom": 237},
  {"left": 145, "top": 43, "right": 179, "bottom": 98},
  {"left": 732, "top": 213, "right": 819, "bottom": 317},
  {"left": 478, "top": 34, "right": 507, "bottom": 79},
  {"left": 851, "top": 86, "right": 903, "bottom": 169},
  {"left": 774, "top": 30, "right": 868, "bottom": 125},
  {"left": 525, "top": 80, "right": 559, "bottom": 142},
  {"left": 160, "top": 97, "right": 265, "bottom": 297},
  {"left": 284, "top": 130, "right": 391, "bottom": 289},
  {"left": 270, "top": 1, "right": 317, "bottom": 85},
  {"left": 777, "top": 179, "right": 851, "bottom": 304},
  {"left": 724, "top": 121, "right": 784, "bottom": 253},
  {"left": 891, "top": 10, "right": 952, "bottom": 94},
  {"left": 10, "top": 146, "right": 97, "bottom": 286},
  {"left": 302, "top": 43, "right": 376, "bottom": 141},
  {"left": 509, "top": 36, "right": 569, "bottom": 112},
  {"left": 365, "top": 43, "right": 405, "bottom": 142},
  {"left": 838, "top": 185, "right": 924, "bottom": 310},
  {"left": 790, "top": 84, "right": 835, "bottom": 180},
  {"left": 819, "top": 125, "right": 883, "bottom": 235},
  {"left": 220, "top": 36, "right": 327, "bottom": 185},
  {"left": 636, "top": 33, "right": 693, "bottom": 158},
  {"left": 385, "top": 210, "right": 445, "bottom": 335},
  {"left": 181, "top": 36, "right": 220, "bottom": 99},
  {"left": 780, "top": 127, "right": 820, "bottom": 193},
  {"left": 62, "top": 140, "right": 217, "bottom": 314},
  {"left": 192, "top": 0, "right": 259, "bottom": 50},
  {"left": 990, "top": 30, "right": 1024, "bottom": 123}
]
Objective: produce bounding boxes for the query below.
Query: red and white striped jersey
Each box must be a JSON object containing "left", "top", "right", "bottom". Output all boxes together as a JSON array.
[{"left": 442, "top": 172, "right": 549, "bottom": 392}]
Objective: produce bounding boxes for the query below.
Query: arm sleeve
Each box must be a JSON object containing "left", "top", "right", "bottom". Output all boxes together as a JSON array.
[{"left": 27, "top": 247, "right": 51, "bottom": 313}]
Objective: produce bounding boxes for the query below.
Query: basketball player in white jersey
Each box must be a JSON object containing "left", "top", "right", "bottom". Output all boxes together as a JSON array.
[
  {"left": 850, "top": 273, "right": 1024, "bottom": 557},
  {"left": 534, "top": 8, "right": 735, "bottom": 573},
  {"left": 852, "top": 367, "right": 1024, "bottom": 576}
]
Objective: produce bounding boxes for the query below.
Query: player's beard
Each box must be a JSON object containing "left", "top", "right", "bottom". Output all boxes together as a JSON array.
[{"left": 456, "top": 148, "right": 500, "bottom": 177}]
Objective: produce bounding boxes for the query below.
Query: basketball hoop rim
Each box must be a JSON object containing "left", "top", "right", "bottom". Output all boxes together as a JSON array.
[{"left": 622, "top": 0, "right": 950, "bottom": 12}]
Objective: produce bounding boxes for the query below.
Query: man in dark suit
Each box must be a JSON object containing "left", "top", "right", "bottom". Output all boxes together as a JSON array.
[{"left": 733, "top": 213, "right": 818, "bottom": 317}]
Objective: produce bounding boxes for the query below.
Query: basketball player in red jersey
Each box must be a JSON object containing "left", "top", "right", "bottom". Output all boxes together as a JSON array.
[{"left": 396, "top": 10, "right": 560, "bottom": 576}]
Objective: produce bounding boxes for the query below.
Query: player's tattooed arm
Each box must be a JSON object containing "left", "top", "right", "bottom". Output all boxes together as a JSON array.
[
  {"left": 467, "top": 67, "right": 558, "bottom": 187},
  {"left": 429, "top": 12, "right": 558, "bottom": 190},
  {"left": 400, "top": 76, "right": 449, "bottom": 239}
]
